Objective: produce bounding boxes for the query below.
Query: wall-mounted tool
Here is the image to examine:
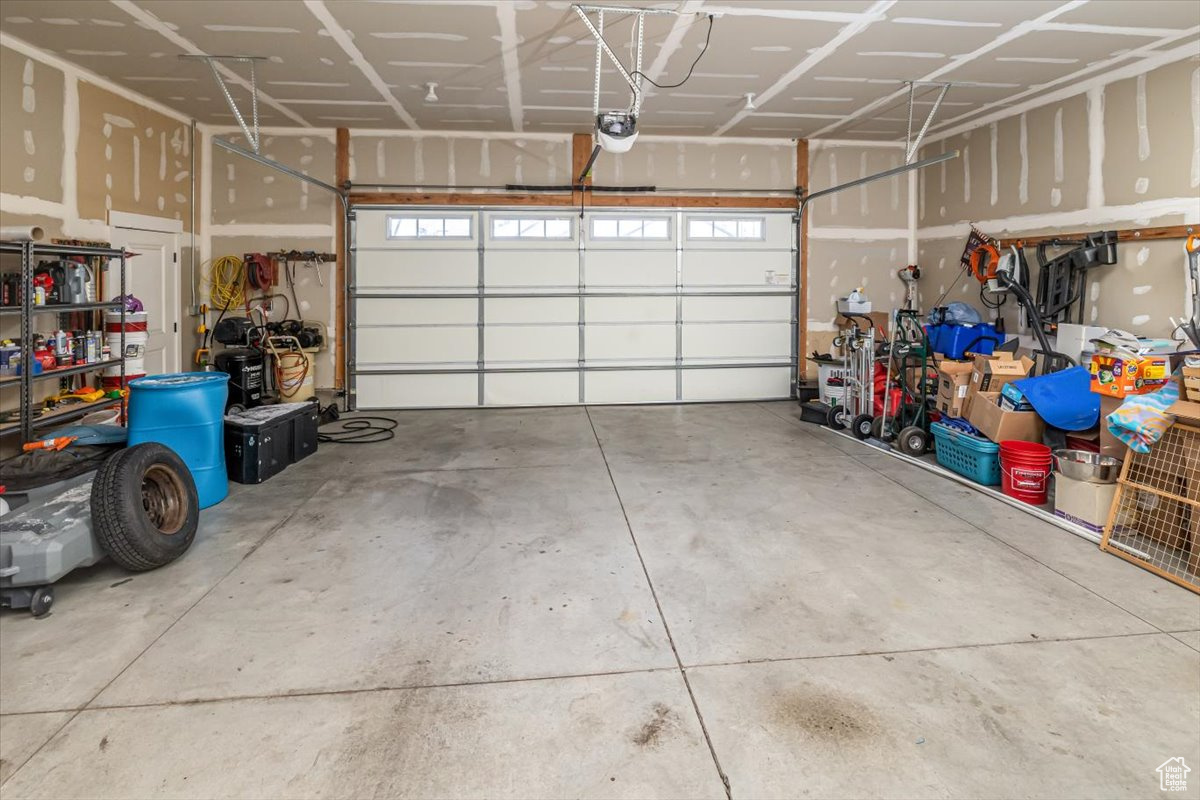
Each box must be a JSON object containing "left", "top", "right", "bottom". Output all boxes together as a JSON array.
[
  {"left": 244, "top": 252, "right": 276, "bottom": 290},
  {"left": 971, "top": 242, "right": 1073, "bottom": 375},
  {"left": 897, "top": 264, "right": 920, "bottom": 310},
  {"left": 1033, "top": 231, "right": 1118, "bottom": 333},
  {"left": 1170, "top": 235, "right": 1200, "bottom": 347}
]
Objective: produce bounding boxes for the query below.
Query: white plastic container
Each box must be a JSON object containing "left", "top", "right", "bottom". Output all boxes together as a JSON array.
[{"left": 104, "top": 311, "right": 148, "bottom": 377}]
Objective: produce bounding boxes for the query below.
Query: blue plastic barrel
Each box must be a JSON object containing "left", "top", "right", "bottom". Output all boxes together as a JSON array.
[{"left": 127, "top": 373, "right": 230, "bottom": 508}]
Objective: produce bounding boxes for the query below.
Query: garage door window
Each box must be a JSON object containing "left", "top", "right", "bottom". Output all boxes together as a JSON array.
[
  {"left": 491, "top": 217, "right": 573, "bottom": 240},
  {"left": 687, "top": 217, "right": 764, "bottom": 240},
  {"left": 386, "top": 215, "right": 473, "bottom": 239},
  {"left": 591, "top": 217, "right": 671, "bottom": 240}
]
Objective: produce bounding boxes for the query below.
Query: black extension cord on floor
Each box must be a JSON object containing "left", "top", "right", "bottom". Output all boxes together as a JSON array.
[{"left": 316, "top": 404, "right": 397, "bottom": 444}]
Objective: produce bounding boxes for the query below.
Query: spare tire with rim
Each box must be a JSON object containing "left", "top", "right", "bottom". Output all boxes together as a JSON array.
[{"left": 90, "top": 443, "right": 199, "bottom": 571}]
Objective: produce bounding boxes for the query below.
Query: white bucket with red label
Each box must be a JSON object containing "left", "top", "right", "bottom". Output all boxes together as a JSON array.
[{"left": 104, "top": 311, "right": 148, "bottom": 377}]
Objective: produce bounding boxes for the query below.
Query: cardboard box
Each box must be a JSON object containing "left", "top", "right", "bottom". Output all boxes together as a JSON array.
[
  {"left": 964, "top": 352, "right": 1034, "bottom": 417},
  {"left": 966, "top": 391, "right": 1045, "bottom": 444},
  {"left": 934, "top": 358, "right": 974, "bottom": 418},
  {"left": 1097, "top": 394, "right": 1127, "bottom": 459},
  {"left": 1054, "top": 474, "right": 1120, "bottom": 534},
  {"left": 1088, "top": 351, "right": 1170, "bottom": 398}
]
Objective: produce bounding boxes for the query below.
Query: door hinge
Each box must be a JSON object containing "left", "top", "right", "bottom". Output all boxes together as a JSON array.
[
  {"left": 173, "top": 322, "right": 178, "bottom": 333},
  {"left": 173, "top": 252, "right": 178, "bottom": 263}
]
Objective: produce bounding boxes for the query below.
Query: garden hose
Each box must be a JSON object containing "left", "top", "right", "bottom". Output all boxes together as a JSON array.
[{"left": 208, "top": 255, "right": 246, "bottom": 310}]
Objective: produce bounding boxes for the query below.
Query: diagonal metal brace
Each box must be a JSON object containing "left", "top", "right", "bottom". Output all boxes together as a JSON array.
[
  {"left": 904, "top": 81, "right": 951, "bottom": 164},
  {"left": 574, "top": 5, "right": 641, "bottom": 113},
  {"left": 181, "top": 54, "right": 267, "bottom": 153},
  {"left": 572, "top": 4, "right": 683, "bottom": 115}
]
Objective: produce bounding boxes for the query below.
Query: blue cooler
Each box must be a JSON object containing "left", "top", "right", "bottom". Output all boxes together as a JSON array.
[
  {"left": 127, "top": 373, "right": 230, "bottom": 508},
  {"left": 929, "top": 322, "right": 1001, "bottom": 359}
]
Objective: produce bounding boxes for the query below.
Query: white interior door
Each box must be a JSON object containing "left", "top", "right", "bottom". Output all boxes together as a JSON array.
[{"left": 108, "top": 225, "right": 180, "bottom": 376}]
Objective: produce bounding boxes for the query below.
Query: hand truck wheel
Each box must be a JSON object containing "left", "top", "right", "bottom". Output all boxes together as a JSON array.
[
  {"left": 826, "top": 404, "right": 847, "bottom": 431},
  {"left": 851, "top": 413, "right": 874, "bottom": 440},
  {"left": 896, "top": 425, "right": 929, "bottom": 456}
]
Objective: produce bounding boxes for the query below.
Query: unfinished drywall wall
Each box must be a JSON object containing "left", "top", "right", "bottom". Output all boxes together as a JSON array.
[
  {"left": 0, "top": 44, "right": 64, "bottom": 207},
  {"left": 1, "top": 40, "right": 196, "bottom": 409},
  {"left": 77, "top": 82, "right": 192, "bottom": 226},
  {"left": 212, "top": 134, "right": 335, "bottom": 225},
  {"left": 350, "top": 134, "right": 569, "bottom": 188},
  {"left": 918, "top": 56, "right": 1200, "bottom": 340},
  {"left": 591, "top": 138, "right": 795, "bottom": 192},
  {"left": 804, "top": 141, "right": 912, "bottom": 375}
]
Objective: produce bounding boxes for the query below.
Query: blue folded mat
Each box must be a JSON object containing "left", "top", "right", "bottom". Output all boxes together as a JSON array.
[
  {"left": 1011, "top": 366, "right": 1099, "bottom": 431},
  {"left": 41, "top": 423, "right": 129, "bottom": 446}
]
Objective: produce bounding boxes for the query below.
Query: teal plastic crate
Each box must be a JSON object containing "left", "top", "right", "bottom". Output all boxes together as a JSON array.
[{"left": 931, "top": 421, "right": 1001, "bottom": 485}]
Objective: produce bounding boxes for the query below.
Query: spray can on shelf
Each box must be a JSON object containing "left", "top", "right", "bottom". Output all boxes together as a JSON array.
[
  {"left": 72, "top": 329, "right": 85, "bottom": 365},
  {"left": 54, "top": 330, "right": 70, "bottom": 367}
]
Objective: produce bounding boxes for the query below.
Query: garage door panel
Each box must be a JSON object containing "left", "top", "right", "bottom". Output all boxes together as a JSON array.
[
  {"left": 585, "top": 369, "right": 676, "bottom": 403},
  {"left": 683, "top": 367, "right": 791, "bottom": 400},
  {"left": 356, "top": 373, "right": 477, "bottom": 408},
  {"left": 356, "top": 249, "right": 478, "bottom": 292},
  {"left": 587, "top": 324, "right": 676, "bottom": 363},
  {"left": 357, "top": 327, "right": 477, "bottom": 366},
  {"left": 683, "top": 323, "right": 792, "bottom": 360},
  {"left": 585, "top": 251, "right": 675, "bottom": 288},
  {"left": 356, "top": 298, "right": 476, "bottom": 326},
  {"left": 486, "top": 297, "right": 577, "bottom": 325},
  {"left": 485, "top": 372, "right": 578, "bottom": 405},
  {"left": 354, "top": 210, "right": 478, "bottom": 249},
  {"left": 353, "top": 207, "right": 795, "bottom": 408},
  {"left": 682, "top": 213, "right": 793, "bottom": 250},
  {"left": 682, "top": 295, "right": 791, "bottom": 322},
  {"left": 682, "top": 251, "right": 793, "bottom": 288},
  {"left": 485, "top": 326, "right": 577, "bottom": 365},
  {"left": 585, "top": 296, "right": 675, "bottom": 323},
  {"left": 486, "top": 251, "right": 577, "bottom": 289}
]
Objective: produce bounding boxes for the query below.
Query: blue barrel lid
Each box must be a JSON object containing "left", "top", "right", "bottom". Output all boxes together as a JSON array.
[{"left": 129, "top": 372, "right": 230, "bottom": 389}]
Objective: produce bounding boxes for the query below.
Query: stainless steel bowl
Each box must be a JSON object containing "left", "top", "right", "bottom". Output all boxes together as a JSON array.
[{"left": 1053, "top": 449, "right": 1122, "bottom": 484}]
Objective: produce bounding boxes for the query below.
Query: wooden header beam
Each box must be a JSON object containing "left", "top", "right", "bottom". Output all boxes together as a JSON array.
[
  {"left": 997, "top": 223, "right": 1198, "bottom": 249},
  {"left": 334, "top": 127, "right": 349, "bottom": 393},
  {"left": 572, "top": 132, "right": 593, "bottom": 208},
  {"left": 347, "top": 192, "right": 796, "bottom": 208},
  {"left": 796, "top": 138, "right": 809, "bottom": 386}
]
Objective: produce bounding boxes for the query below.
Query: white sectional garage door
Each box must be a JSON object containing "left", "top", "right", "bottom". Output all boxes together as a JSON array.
[{"left": 350, "top": 206, "right": 795, "bottom": 409}]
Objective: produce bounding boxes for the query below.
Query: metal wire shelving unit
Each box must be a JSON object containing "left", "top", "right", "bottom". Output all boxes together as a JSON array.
[{"left": 0, "top": 241, "right": 127, "bottom": 445}]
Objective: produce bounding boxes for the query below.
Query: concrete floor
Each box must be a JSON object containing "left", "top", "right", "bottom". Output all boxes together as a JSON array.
[{"left": 1, "top": 402, "right": 1198, "bottom": 799}]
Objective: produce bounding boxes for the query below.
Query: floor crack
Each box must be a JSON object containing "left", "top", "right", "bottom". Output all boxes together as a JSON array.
[{"left": 584, "top": 405, "right": 733, "bottom": 800}]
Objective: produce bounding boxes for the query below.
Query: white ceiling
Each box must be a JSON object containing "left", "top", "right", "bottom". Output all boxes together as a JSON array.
[{"left": 2, "top": 0, "right": 1198, "bottom": 140}]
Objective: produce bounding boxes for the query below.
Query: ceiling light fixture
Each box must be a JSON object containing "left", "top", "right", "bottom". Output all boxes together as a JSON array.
[{"left": 424, "top": 82, "right": 439, "bottom": 102}]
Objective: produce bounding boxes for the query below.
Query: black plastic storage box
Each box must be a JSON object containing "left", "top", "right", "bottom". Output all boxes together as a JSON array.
[
  {"left": 224, "top": 401, "right": 319, "bottom": 484},
  {"left": 291, "top": 401, "right": 319, "bottom": 463}
]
